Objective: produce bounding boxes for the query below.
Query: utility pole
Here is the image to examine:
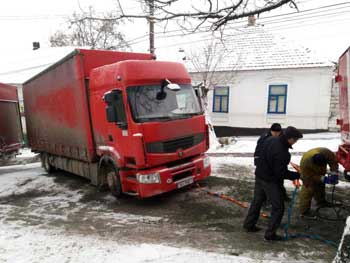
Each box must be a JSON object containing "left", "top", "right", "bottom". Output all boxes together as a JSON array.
[{"left": 148, "top": 0, "right": 155, "bottom": 55}]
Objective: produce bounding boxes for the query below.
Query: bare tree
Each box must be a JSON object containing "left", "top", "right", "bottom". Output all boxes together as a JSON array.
[
  {"left": 81, "top": 0, "right": 297, "bottom": 53},
  {"left": 101, "top": 0, "right": 297, "bottom": 31},
  {"left": 187, "top": 37, "right": 242, "bottom": 99},
  {"left": 189, "top": 38, "right": 225, "bottom": 94},
  {"left": 50, "top": 7, "right": 130, "bottom": 50},
  {"left": 186, "top": 36, "right": 245, "bottom": 144}
]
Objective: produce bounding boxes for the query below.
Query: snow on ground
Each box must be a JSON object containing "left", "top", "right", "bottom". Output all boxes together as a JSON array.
[
  {"left": 0, "top": 221, "right": 314, "bottom": 263},
  {"left": 0, "top": 133, "right": 348, "bottom": 262},
  {"left": 0, "top": 163, "right": 65, "bottom": 199},
  {"left": 209, "top": 132, "right": 341, "bottom": 153},
  {"left": 17, "top": 148, "right": 38, "bottom": 158},
  {"left": 0, "top": 162, "right": 321, "bottom": 263}
]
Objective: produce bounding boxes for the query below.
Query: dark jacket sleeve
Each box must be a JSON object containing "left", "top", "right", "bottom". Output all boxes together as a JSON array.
[
  {"left": 271, "top": 152, "right": 288, "bottom": 184},
  {"left": 284, "top": 171, "right": 300, "bottom": 180},
  {"left": 271, "top": 149, "right": 300, "bottom": 182}
]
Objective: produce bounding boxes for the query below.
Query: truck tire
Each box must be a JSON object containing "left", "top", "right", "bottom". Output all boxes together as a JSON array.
[
  {"left": 106, "top": 168, "right": 122, "bottom": 198},
  {"left": 41, "top": 153, "right": 55, "bottom": 173}
]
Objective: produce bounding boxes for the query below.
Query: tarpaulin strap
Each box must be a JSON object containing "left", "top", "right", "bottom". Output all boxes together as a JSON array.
[{"left": 196, "top": 183, "right": 269, "bottom": 219}]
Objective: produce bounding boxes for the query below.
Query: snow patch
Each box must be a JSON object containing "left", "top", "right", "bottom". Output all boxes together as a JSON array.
[
  {"left": 208, "top": 132, "right": 341, "bottom": 153},
  {"left": 17, "top": 148, "right": 38, "bottom": 158},
  {"left": 0, "top": 222, "right": 315, "bottom": 263}
]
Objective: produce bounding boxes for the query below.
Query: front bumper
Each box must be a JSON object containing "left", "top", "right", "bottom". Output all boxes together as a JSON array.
[{"left": 120, "top": 154, "right": 211, "bottom": 198}]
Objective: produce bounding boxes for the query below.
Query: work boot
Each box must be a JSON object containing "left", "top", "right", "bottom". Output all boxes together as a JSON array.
[
  {"left": 264, "top": 234, "right": 284, "bottom": 241},
  {"left": 244, "top": 225, "right": 262, "bottom": 233},
  {"left": 300, "top": 210, "right": 317, "bottom": 220}
]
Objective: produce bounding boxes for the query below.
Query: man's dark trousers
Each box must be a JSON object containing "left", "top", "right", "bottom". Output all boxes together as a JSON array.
[{"left": 243, "top": 177, "right": 284, "bottom": 237}]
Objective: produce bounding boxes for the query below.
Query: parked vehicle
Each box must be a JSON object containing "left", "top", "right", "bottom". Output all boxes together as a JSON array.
[
  {"left": 0, "top": 83, "right": 23, "bottom": 162},
  {"left": 336, "top": 46, "right": 350, "bottom": 181},
  {"left": 23, "top": 49, "right": 211, "bottom": 198}
]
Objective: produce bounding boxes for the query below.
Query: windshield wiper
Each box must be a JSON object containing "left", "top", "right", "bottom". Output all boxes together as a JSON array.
[
  {"left": 171, "top": 112, "right": 202, "bottom": 117},
  {"left": 136, "top": 113, "right": 202, "bottom": 123},
  {"left": 136, "top": 116, "right": 174, "bottom": 122}
]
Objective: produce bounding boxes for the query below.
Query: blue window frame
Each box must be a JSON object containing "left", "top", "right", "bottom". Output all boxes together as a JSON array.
[
  {"left": 267, "top": 85, "right": 287, "bottom": 114},
  {"left": 213, "top": 86, "right": 229, "bottom": 113}
]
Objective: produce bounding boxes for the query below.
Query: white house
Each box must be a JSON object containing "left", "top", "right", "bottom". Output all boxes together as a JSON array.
[{"left": 188, "top": 24, "right": 336, "bottom": 136}]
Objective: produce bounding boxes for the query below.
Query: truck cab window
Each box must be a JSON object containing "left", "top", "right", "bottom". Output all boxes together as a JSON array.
[
  {"left": 114, "top": 91, "right": 127, "bottom": 123},
  {"left": 104, "top": 90, "right": 127, "bottom": 127},
  {"left": 127, "top": 84, "right": 201, "bottom": 123}
]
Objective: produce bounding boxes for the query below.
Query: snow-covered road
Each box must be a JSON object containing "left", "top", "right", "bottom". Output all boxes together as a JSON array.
[
  {"left": 0, "top": 133, "right": 348, "bottom": 263},
  {"left": 0, "top": 159, "right": 348, "bottom": 262}
]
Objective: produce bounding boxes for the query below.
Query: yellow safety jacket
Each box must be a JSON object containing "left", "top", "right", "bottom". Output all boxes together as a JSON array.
[{"left": 300, "top": 147, "right": 338, "bottom": 184}]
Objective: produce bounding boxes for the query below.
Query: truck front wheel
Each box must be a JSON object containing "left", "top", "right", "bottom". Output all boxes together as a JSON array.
[{"left": 106, "top": 168, "right": 122, "bottom": 198}]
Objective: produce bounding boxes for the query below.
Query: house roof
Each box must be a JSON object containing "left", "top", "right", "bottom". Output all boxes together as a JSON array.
[{"left": 186, "top": 25, "right": 333, "bottom": 72}]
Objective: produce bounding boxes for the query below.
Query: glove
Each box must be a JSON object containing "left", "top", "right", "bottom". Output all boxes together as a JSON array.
[
  {"left": 329, "top": 172, "right": 339, "bottom": 185},
  {"left": 322, "top": 174, "right": 339, "bottom": 185}
]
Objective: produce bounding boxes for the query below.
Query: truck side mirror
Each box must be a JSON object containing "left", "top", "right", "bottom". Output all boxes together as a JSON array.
[{"left": 103, "top": 90, "right": 128, "bottom": 130}]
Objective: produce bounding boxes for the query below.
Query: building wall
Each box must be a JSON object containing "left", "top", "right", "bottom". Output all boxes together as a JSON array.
[
  {"left": 328, "top": 77, "right": 340, "bottom": 131},
  {"left": 191, "top": 66, "right": 333, "bottom": 131}
]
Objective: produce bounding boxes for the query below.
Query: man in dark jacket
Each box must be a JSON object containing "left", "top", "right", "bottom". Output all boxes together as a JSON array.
[
  {"left": 243, "top": 126, "right": 303, "bottom": 241},
  {"left": 254, "top": 123, "right": 290, "bottom": 202},
  {"left": 254, "top": 123, "right": 282, "bottom": 166}
]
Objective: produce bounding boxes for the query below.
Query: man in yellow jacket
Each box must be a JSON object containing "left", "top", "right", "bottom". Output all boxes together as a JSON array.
[{"left": 299, "top": 147, "right": 339, "bottom": 218}]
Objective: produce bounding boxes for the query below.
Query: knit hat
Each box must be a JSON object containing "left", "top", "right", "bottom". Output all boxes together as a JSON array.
[
  {"left": 270, "top": 123, "right": 282, "bottom": 132},
  {"left": 284, "top": 126, "right": 303, "bottom": 139},
  {"left": 312, "top": 154, "right": 327, "bottom": 166}
]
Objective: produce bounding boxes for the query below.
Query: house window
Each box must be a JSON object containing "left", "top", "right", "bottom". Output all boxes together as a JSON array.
[
  {"left": 268, "top": 85, "right": 287, "bottom": 114},
  {"left": 213, "top": 86, "right": 229, "bottom": 113}
]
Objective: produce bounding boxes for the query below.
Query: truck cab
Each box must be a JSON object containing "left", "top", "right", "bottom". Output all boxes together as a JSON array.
[{"left": 90, "top": 60, "right": 210, "bottom": 198}]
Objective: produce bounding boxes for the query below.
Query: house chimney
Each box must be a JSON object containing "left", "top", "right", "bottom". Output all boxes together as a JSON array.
[
  {"left": 32, "top": 42, "right": 40, "bottom": 50},
  {"left": 248, "top": 15, "right": 256, "bottom": 26}
]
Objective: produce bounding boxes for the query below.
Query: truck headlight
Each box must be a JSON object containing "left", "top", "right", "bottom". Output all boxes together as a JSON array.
[
  {"left": 137, "top": 172, "right": 161, "bottom": 184},
  {"left": 203, "top": 155, "right": 210, "bottom": 168}
]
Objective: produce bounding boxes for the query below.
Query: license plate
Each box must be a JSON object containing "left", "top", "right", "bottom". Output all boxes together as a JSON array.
[{"left": 177, "top": 177, "right": 194, "bottom": 188}]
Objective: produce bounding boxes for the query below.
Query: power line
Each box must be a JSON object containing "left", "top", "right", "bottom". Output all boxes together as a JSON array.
[
  {"left": 155, "top": 14, "right": 350, "bottom": 50},
  {"left": 125, "top": 2, "right": 350, "bottom": 46},
  {"left": 137, "top": 9, "right": 350, "bottom": 48}
]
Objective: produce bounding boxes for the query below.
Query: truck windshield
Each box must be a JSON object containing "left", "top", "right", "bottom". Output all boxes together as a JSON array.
[{"left": 127, "top": 84, "right": 202, "bottom": 123}]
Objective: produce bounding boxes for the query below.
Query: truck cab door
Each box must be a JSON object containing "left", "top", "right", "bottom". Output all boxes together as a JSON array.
[{"left": 104, "top": 89, "right": 128, "bottom": 141}]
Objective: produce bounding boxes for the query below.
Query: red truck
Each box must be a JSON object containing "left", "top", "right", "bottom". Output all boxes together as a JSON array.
[
  {"left": 0, "top": 83, "right": 23, "bottom": 161},
  {"left": 23, "top": 49, "right": 211, "bottom": 198},
  {"left": 336, "top": 46, "right": 350, "bottom": 181}
]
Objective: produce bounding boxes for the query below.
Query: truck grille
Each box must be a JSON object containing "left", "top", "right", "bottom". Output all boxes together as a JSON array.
[{"left": 146, "top": 133, "right": 204, "bottom": 153}]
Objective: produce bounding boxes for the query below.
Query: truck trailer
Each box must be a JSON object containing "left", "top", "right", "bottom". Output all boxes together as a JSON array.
[
  {"left": 23, "top": 49, "right": 211, "bottom": 198},
  {"left": 336, "top": 46, "right": 350, "bottom": 181},
  {"left": 0, "top": 83, "right": 22, "bottom": 162}
]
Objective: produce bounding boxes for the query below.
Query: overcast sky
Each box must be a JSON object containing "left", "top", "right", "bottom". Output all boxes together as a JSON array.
[{"left": 0, "top": 0, "right": 349, "bottom": 82}]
